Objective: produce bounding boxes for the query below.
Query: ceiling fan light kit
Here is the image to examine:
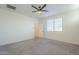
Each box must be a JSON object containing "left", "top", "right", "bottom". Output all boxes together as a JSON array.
[{"left": 37, "top": 11, "right": 42, "bottom": 14}]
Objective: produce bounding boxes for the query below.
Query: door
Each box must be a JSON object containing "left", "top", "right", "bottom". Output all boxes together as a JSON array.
[{"left": 35, "top": 21, "right": 44, "bottom": 38}]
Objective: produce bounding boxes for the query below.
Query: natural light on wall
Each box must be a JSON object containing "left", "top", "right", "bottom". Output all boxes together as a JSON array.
[
  {"left": 68, "top": 4, "right": 79, "bottom": 23},
  {"left": 47, "top": 17, "right": 63, "bottom": 31},
  {"left": 73, "top": 4, "right": 79, "bottom": 9}
]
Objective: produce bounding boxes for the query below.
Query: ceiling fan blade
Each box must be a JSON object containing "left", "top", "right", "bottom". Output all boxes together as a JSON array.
[
  {"left": 41, "top": 4, "right": 46, "bottom": 10},
  {"left": 42, "top": 10, "right": 48, "bottom": 12},
  {"left": 32, "top": 5, "right": 38, "bottom": 10},
  {"left": 32, "top": 11, "right": 37, "bottom": 12}
]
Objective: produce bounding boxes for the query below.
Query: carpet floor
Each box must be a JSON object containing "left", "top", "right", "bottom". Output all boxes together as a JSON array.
[{"left": 0, "top": 38, "right": 79, "bottom": 55}]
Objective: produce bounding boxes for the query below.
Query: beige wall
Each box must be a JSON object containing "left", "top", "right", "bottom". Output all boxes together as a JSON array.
[
  {"left": 0, "top": 8, "right": 36, "bottom": 45},
  {"left": 43, "top": 9, "right": 79, "bottom": 45}
]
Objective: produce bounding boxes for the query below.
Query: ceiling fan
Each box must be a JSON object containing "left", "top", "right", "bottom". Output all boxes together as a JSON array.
[{"left": 32, "top": 4, "right": 48, "bottom": 14}]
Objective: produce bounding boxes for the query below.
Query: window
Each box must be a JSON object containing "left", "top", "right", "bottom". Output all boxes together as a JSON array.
[
  {"left": 54, "top": 18, "right": 62, "bottom": 31},
  {"left": 47, "top": 20, "right": 54, "bottom": 31},
  {"left": 47, "top": 17, "right": 63, "bottom": 31}
]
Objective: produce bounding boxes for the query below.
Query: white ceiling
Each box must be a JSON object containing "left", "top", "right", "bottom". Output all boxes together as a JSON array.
[{"left": 0, "top": 4, "right": 77, "bottom": 19}]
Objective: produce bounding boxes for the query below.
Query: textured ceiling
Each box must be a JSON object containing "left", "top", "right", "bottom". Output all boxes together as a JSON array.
[{"left": 0, "top": 4, "right": 77, "bottom": 19}]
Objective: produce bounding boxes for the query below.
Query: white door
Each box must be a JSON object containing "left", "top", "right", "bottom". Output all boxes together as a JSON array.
[{"left": 35, "top": 21, "right": 44, "bottom": 38}]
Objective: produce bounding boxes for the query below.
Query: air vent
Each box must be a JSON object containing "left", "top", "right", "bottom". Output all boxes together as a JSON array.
[{"left": 7, "top": 4, "right": 16, "bottom": 10}]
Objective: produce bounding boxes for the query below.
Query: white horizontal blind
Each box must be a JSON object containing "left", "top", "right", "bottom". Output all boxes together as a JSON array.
[
  {"left": 54, "top": 18, "right": 62, "bottom": 31},
  {"left": 47, "top": 20, "right": 54, "bottom": 31},
  {"left": 47, "top": 17, "right": 62, "bottom": 31}
]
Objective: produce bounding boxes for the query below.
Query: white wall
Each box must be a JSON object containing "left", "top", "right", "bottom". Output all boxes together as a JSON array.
[
  {"left": 0, "top": 8, "right": 36, "bottom": 45},
  {"left": 43, "top": 9, "right": 79, "bottom": 45}
]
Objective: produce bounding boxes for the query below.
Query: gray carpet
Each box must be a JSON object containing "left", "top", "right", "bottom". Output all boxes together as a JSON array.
[{"left": 0, "top": 38, "right": 79, "bottom": 55}]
